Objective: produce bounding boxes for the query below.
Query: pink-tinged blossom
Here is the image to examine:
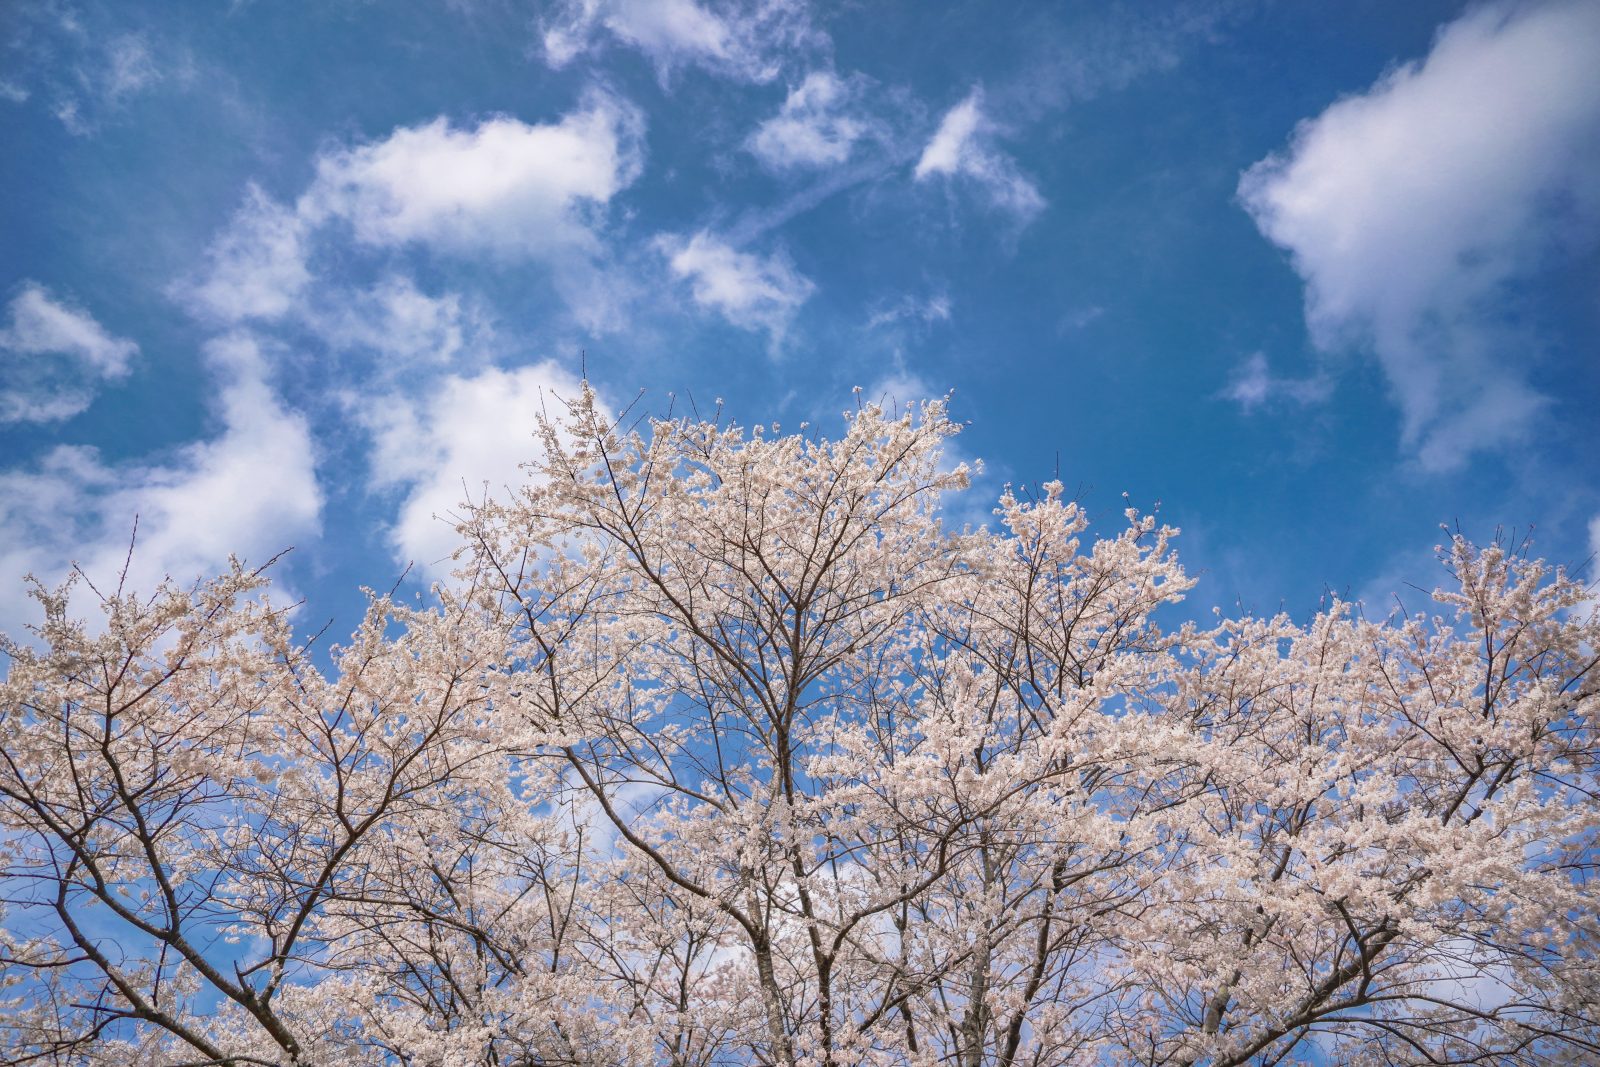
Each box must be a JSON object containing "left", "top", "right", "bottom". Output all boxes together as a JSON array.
[{"left": 2, "top": 396, "right": 1596, "bottom": 1065}]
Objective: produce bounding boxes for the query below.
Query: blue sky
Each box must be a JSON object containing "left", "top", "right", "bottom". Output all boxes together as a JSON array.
[{"left": 2, "top": 0, "right": 1598, "bottom": 639}]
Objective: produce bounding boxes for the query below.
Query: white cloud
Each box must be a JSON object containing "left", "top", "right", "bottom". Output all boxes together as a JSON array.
[
  {"left": 0, "top": 283, "right": 138, "bottom": 423},
  {"left": 856, "top": 295, "right": 953, "bottom": 426},
  {"left": 361, "top": 363, "right": 587, "bottom": 576},
  {"left": 1020, "top": 4, "right": 1253, "bottom": 111},
  {"left": 0, "top": 334, "right": 321, "bottom": 631},
  {"left": 169, "top": 98, "right": 645, "bottom": 595},
  {"left": 302, "top": 96, "right": 643, "bottom": 257},
  {"left": 655, "top": 231, "right": 814, "bottom": 350},
  {"left": 103, "top": 34, "right": 160, "bottom": 102},
  {"left": 0, "top": 4, "right": 190, "bottom": 134},
  {"left": 865, "top": 369, "right": 938, "bottom": 414},
  {"left": 53, "top": 30, "right": 165, "bottom": 136},
  {"left": 1239, "top": 0, "right": 1600, "bottom": 470},
  {"left": 1221, "top": 352, "right": 1332, "bottom": 413},
  {"left": 310, "top": 275, "right": 489, "bottom": 367},
  {"left": 914, "top": 88, "right": 1046, "bottom": 220},
  {"left": 747, "top": 71, "right": 866, "bottom": 170},
  {"left": 915, "top": 94, "right": 983, "bottom": 177},
  {"left": 1, "top": 284, "right": 137, "bottom": 376},
  {"left": 186, "top": 186, "right": 311, "bottom": 325},
  {"left": 540, "top": 0, "right": 820, "bottom": 84},
  {"left": 185, "top": 93, "right": 644, "bottom": 332},
  {"left": 866, "top": 292, "right": 952, "bottom": 331},
  {"left": 1583, "top": 513, "right": 1600, "bottom": 623}
]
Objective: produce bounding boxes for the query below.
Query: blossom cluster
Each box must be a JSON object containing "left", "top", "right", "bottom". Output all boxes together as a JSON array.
[{"left": 2, "top": 390, "right": 1596, "bottom": 1066}]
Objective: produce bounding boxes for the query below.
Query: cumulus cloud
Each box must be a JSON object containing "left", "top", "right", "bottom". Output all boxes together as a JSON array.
[
  {"left": 360, "top": 363, "right": 587, "bottom": 576},
  {"left": 169, "top": 97, "right": 643, "bottom": 596},
  {"left": 184, "top": 93, "right": 644, "bottom": 331},
  {"left": 540, "top": 0, "right": 821, "bottom": 84},
  {"left": 914, "top": 88, "right": 1045, "bottom": 220},
  {"left": 655, "top": 231, "right": 814, "bottom": 350},
  {"left": 302, "top": 98, "right": 643, "bottom": 256},
  {"left": 1239, "top": 0, "right": 1600, "bottom": 470},
  {"left": 747, "top": 71, "right": 866, "bottom": 170},
  {"left": 1, "top": 283, "right": 138, "bottom": 423},
  {"left": 0, "top": 334, "right": 320, "bottom": 631},
  {"left": 1221, "top": 352, "right": 1332, "bottom": 413}
]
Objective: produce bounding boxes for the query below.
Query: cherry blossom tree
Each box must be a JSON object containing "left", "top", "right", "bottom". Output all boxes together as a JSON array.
[{"left": 2, "top": 387, "right": 1596, "bottom": 1066}]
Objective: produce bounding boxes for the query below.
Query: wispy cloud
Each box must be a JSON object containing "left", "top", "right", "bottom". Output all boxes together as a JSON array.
[
  {"left": 309, "top": 275, "right": 492, "bottom": 370},
  {"left": 2, "top": 3, "right": 175, "bottom": 135},
  {"left": 654, "top": 230, "right": 815, "bottom": 352},
  {"left": 0, "top": 283, "right": 138, "bottom": 423},
  {"left": 866, "top": 291, "right": 951, "bottom": 332},
  {"left": 1005, "top": 2, "right": 1252, "bottom": 117},
  {"left": 1220, "top": 352, "right": 1331, "bottom": 413},
  {"left": 747, "top": 71, "right": 867, "bottom": 171},
  {"left": 1240, "top": 0, "right": 1600, "bottom": 470},
  {"left": 863, "top": 367, "right": 940, "bottom": 413},
  {"left": 103, "top": 33, "right": 160, "bottom": 101},
  {"left": 914, "top": 88, "right": 1045, "bottom": 221},
  {"left": 52, "top": 31, "right": 165, "bottom": 134},
  {"left": 539, "top": 0, "right": 824, "bottom": 85}
]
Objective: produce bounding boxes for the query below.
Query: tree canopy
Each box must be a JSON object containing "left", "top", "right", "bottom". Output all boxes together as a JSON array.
[{"left": 3, "top": 390, "right": 1597, "bottom": 1066}]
